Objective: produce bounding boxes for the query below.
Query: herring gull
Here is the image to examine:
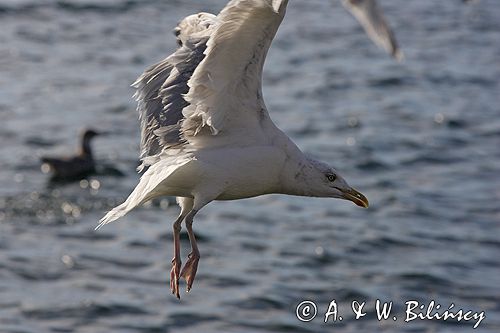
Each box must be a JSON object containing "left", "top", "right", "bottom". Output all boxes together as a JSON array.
[{"left": 98, "top": 0, "right": 401, "bottom": 298}]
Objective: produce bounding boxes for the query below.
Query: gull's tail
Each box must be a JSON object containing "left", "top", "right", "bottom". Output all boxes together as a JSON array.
[
  {"left": 96, "top": 154, "right": 193, "bottom": 230},
  {"left": 97, "top": 204, "right": 130, "bottom": 230},
  {"left": 96, "top": 175, "right": 155, "bottom": 230}
]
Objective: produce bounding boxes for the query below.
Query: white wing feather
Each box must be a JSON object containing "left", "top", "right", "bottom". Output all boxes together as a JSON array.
[{"left": 181, "top": 0, "right": 289, "bottom": 145}]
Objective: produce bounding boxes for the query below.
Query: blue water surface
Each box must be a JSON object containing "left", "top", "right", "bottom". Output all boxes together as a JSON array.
[{"left": 0, "top": 0, "right": 499, "bottom": 332}]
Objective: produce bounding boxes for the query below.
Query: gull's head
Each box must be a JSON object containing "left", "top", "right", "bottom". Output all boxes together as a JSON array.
[{"left": 303, "top": 157, "right": 369, "bottom": 208}]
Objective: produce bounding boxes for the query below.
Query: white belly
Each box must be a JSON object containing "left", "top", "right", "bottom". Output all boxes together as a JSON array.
[
  {"left": 200, "top": 145, "right": 287, "bottom": 200},
  {"left": 154, "top": 145, "right": 287, "bottom": 200}
]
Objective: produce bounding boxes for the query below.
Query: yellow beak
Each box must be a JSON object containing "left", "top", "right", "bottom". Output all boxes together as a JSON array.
[{"left": 341, "top": 187, "right": 369, "bottom": 208}]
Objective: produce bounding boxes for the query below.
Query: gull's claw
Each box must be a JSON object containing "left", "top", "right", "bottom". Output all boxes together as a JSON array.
[
  {"left": 170, "top": 257, "right": 182, "bottom": 299},
  {"left": 180, "top": 252, "right": 200, "bottom": 292}
]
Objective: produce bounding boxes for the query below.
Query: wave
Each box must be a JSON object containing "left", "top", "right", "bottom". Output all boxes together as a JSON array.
[{"left": 0, "top": 0, "right": 172, "bottom": 15}]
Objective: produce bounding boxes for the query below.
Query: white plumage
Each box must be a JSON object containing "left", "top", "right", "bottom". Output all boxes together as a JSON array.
[{"left": 98, "top": 0, "right": 400, "bottom": 298}]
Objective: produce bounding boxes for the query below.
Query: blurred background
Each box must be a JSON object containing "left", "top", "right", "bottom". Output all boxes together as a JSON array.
[{"left": 0, "top": 0, "right": 499, "bottom": 332}]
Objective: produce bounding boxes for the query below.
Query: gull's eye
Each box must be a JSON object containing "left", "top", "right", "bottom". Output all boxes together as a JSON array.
[{"left": 326, "top": 173, "right": 337, "bottom": 182}]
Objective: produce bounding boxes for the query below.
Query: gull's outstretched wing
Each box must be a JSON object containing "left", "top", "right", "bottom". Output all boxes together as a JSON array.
[
  {"left": 132, "top": 13, "right": 217, "bottom": 170},
  {"left": 342, "top": 0, "right": 403, "bottom": 60},
  {"left": 181, "top": 0, "right": 289, "bottom": 145}
]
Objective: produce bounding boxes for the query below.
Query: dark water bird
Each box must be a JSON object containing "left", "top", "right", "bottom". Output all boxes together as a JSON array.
[
  {"left": 41, "top": 129, "right": 101, "bottom": 180},
  {"left": 97, "top": 0, "right": 401, "bottom": 299}
]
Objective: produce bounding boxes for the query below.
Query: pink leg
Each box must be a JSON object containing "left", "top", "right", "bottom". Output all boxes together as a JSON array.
[
  {"left": 180, "top": 209, "right": 200, "bottom": 292},
  {"left": 170, "top": 216, "right": 182, "bottom": 299}
]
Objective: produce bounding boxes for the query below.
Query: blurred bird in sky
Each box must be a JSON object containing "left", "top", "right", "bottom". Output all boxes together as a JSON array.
[{"left": 341, "top": 0, "right": 403, "bottom": 60}]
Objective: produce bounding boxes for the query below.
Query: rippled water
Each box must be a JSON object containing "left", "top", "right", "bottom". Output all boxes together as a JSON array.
[{"left": 1, "top": 0, "right": 499, "bottom": 332}]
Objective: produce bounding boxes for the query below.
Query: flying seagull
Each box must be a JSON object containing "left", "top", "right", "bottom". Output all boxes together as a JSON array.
[
  {"left": 41, "top": 129, "right": 101, "bottom": 180},
  {"left": 342, "top": 0, "right": 403, "bottom": 60},
  {"left": 98, "top": 0, "right": 401, "bottom": 298}
]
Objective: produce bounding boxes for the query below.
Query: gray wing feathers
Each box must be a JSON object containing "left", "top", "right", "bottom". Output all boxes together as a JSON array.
[
  {"left": 132, "top": 57, "right": 174, "bottom": 168},
  {"left": 132, "top": 14, "right": 215, "bottom": 171}
]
